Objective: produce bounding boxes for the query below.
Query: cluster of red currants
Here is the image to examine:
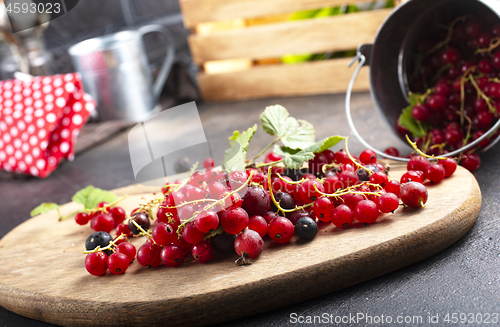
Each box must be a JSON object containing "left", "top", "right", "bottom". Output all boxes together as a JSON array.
[
  {"left": 84, "top": 232, "right": 137, "bottom": 276},
  {"left": 75, "top": 202, "right": 126, "bottom": 233},
  {"left": 398, "top": 13, "right": 500, "bottom": 171}
]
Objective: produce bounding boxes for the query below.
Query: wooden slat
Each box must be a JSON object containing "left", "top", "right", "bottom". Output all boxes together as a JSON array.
[
  {"left": 198, "top": 57, "right": 369, "bottom": 101},
  {"left": 188, "top": 9, "right": 390, "bottom": 64},
  {"left": 180, "top": 0, "right": 375, "bottom": 28}
]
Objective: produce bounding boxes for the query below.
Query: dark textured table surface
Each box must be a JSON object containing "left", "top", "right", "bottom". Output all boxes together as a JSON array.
[{"left": 1, "top": 92, "right": 499, "bottom": 327}]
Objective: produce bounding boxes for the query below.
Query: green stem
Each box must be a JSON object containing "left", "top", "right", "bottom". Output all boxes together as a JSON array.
[
  {"left": 250, "top": 137, "right": 281, "bottom": 162},
  {"left": 59, "top": 209, "right": 80, "bottom": 221},
  {"left": 405, "top": 135, "right": 448, "bottom": 161},
  {"left": 252, "top": 159, "right": 284, "bottom": 169}
]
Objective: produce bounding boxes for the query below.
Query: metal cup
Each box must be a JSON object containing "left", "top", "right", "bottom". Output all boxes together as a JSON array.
[{"left": 68, "top": 24, "right": 175, "bottom": 122}]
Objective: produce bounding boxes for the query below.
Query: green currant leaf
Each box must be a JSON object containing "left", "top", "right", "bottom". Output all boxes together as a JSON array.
[
  {"left": 316, "top": 136, "right": 345, "bottom": 153},
  {"left": 259, "top": 105, "right": 315, "bottom": 149},
  {"left": 398, "top": 105, "right": 429, "bottom": 138},
  {"left": 203, "top": 225, "right": 225, "bottom": 240},
  {"left": 273, "top": 136, "right": 345, "bottom": 169},
  {"left": 223, "top": 124, "right": 257, "bottom": 173},
  {"left": 274, "top": 145, "right": 316, "bottom": 169},
  {"left": 72, "top": 185, "right": 118, "bottom": 210},
  {"left": 30, "top": 202, "right": 60, "bottom": 217}
]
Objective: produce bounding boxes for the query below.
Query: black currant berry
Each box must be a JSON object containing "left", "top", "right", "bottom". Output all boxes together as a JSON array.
[
  {"left": 85, "top": 231, "right": 113, "bottom": 255},
  {"left": 294, "top": 217, "right": 318, "bottom": 241},
  {"left": 210, "top": 232, "right": 236, "bottom": 254},
  {"left": 128, "top": 212, "right": 151, "bottom": 235},
  {"left": 357, "top": 164, "right": 380, "bottom": 182},
  {"left": 271, "top": 192, "right": 295, "bottom": 213}
]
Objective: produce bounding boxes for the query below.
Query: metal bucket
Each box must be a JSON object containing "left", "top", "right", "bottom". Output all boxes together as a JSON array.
[{"left": 346, "top": 0, "right": 500, "bottom": 161}]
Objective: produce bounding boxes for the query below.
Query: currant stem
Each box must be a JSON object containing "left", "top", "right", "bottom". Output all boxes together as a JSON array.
[
  {"left": 267, "top": 166, "right": 313, "bottom": 213},
  {"left": 276, "top": 172, "right": 307, "bottom": 185},
  {"left": 405, "top": 135, "right": 448, "bottom": 161},
  {"left": 176, "top": 170, "right": 255, "bottom": 236},
  {"left": 312, "top": 182, "right": 383, "bottom": 200},
  {"left": 252, "top": 159, "right": 284, "bottom": 169},
  {"left": 344, "top": 137, "right": 371, "bottom": 175},
  {"left": 250, "top": 137, "right": 281, "bottom": 162},
  {"left": 469, "top": 75, "right": 497, "bottom": 116},
  {"left": 82, "top": 234, "right": 126, "bottom": 254}
]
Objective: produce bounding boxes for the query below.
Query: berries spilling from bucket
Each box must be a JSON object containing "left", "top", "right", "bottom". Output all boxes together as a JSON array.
[{"left": 394, "top": 13, "right": 500, "bottom": 171}]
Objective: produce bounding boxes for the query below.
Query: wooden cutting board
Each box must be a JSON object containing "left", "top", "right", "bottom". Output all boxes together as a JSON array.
[{"left": 0, "top": 163, "right": 481, "bottom": 327}]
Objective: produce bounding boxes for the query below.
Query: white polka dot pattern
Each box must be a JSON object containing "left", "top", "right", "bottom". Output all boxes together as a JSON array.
[{"left": 0, "top": 73, "right": 96, "bottom": 177}]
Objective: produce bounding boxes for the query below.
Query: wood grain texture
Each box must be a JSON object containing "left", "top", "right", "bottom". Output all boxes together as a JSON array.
[
  {"left": 188, "top": 9, "right": 391, "bottom": 64},
  {"left": 198, "top": 57, "right": 370, "bottom": 101},
  {"left": 180, "top": 0, "right": 377, "bottom": 27},
  {"left": 0, "top": 164, "right": 481, "bottom": 327}
]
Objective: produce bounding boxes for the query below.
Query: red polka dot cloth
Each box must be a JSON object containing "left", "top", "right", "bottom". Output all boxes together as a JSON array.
[{"left": 0, "top": 73, "right": 96, "bottom": 178}]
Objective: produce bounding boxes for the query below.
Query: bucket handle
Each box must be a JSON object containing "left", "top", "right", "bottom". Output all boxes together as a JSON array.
[{"left": 346, "top": 46, "right": 500, "bottom": 162}]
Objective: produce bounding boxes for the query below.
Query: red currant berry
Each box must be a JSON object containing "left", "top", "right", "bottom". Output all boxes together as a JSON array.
[
  {"left": 160, "top": 244, "right": 184, "bottom": 267},
  {"left": 313, "top": 197, "right": 334, "bottom": 222},
  {"left": 234, "top": 229, "right": 264, "bottom": 259},
  {"left": 334, "top": 149, "right": 351, "bottom": 164},
  {"left": 461, "top": 153, "right": 481, "bottom": 172},
  {"left": 137, "top": 240, "right": 162, "bottom": 268},
  {"left": 220, "top": 207, "right": 249, "bottom": 235},
  {"left": 438, "top": 158, "right": 458, "bottom": 177},
  {"left": 354, "top": 200, "right": 379, "bottom": 224},
  {"left": 192, "top": 241, "right": 214, "bottom": 264},
  {"left": 400, "top": 182, "right": 428, "bottom": 208},
  {"left": 110, "top": 207, "right": 126, "bottom": 226},
  {"left": 478, "top": 59, "right": 493, "bottom": 74},
  {"left": 91, "top": 213, "right": 115, "bottom": 233},
  {"left": 341, "top": 193, "right": 364, "bottom": 210},
  {"left": 441, "top": 48, "right": 461, "bottom": 65},
  {"left": 369, "top": 171, "right": 388, "bottom": 187},
  {"left": 407, "top": 156, "right": 431, "bottom": 172},
  {"left": 384, "top": 147, "right": 400, "bottom": 157},
  {"left": 115, "top": 223, "right": 132, "bottom": 237},
  {"left": 195, "top": 210, "right": 219, "bottom": 233},
  {"left": 308, "top": 152, "right": 328, "bottom": 175},
  {"left": 268, "top": 216, "right": 294, "bottom": 243},
  {"left": 299, "top": 179, "right": 325, "bottom": 203},
  {"left": 323, "top": 175, "right": 341, "bottom": 193},
  {"left": 248, "top": 215, "right": 268, "bottom": 237},
  {"left": 425, "top": 163, "right": 446, "bottom": 184},
  {"left": 108, "top": 252, "right": 130, "bottom": 275},
  {"left": 203, "top": 157, "right": 215, "bottom": 168},
  {"left": 265, "top": 152, "right": 282, "bottom": 163},
  {"left": 75, "top": 212, "right": 91, "bottom": 225},
  {"left": 384, "top": 180, "right": 401, "bottom": 197},
  {"left": 338, "top": 170, "right": 360, "bottom": 189},
  {"left": 359, "top": 149, "right": 377, "bottom": 165},
  {"left": 241, "top": 186, "right": 270, "bottom": 217},
  {"left": 400, "top": 170, "right": 424, "bottom": 184},
  {"left": 115, "top": 242, "right": 137, "bottom": 263},
  {"left": 152, "top": 222, "right": 178, "bottom": 246},
  {"left": 427, "top": 94, "right": 447, "bottom": 111},
  {"left": 377, "top": 193, "right": 399, "bottom": 213},
  {"left": 322, "top": 149, "right": 336, "bottom": 163},
  {"left": 85, "top": 251, "right": 108, "bottom": 276},
  {"left": 411, "top": 103, "right": 431, "bottom": 121},
  {"left": 331, "top": 204, "right": 354, "bottom": 228},
  {"left": 206, "top": 181, "right": 227, "bottom": 200},
  {"left": 181, "top": 221, "right": 205, "bottom": 244}
]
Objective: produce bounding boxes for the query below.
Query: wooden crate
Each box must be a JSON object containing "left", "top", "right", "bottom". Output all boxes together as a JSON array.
[{"left": 179, "top": 0, "right": 399, "bottom": 101}]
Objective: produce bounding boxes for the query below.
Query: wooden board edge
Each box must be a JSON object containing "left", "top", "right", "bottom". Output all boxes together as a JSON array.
[{"left": 0, "top": 173, "right": 481, "bottom": 327}]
